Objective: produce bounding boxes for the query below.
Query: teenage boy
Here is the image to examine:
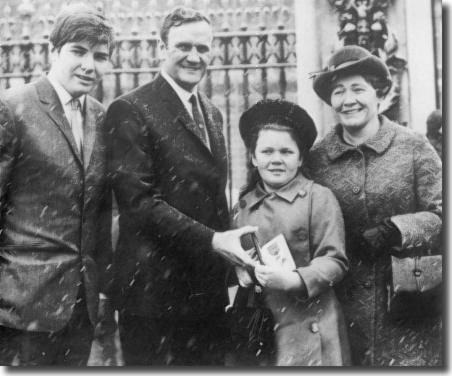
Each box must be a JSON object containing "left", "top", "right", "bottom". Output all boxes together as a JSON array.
[{"left": 0, "top": 4, "right": 114, "bottom": 366}]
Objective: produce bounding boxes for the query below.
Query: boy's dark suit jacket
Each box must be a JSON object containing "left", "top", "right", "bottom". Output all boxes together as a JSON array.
[
  {"left": 106, "top": 74, "right": 230, "bottom": 321},
  {"left": 0, "top": 77, "right": 112, "bottom": 332}
]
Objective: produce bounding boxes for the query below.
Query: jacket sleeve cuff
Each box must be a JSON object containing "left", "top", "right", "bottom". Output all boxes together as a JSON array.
[
  {"left": 390, "top": 213, "right": 442, "bottom": 250},
  {"left": 294, "top": 267, "right": 321, "bottom": 300},
  {"left": 200, "top": 226, "right": 216, "bottom": 251}
]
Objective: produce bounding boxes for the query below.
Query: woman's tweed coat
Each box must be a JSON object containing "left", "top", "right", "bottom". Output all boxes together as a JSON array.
[{"left": 306, "top": 116, "right": 442, "bottom": 366}]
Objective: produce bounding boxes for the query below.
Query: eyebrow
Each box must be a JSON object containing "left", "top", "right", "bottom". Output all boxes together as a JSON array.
[
  {"left": 331, "top": 83, "right": 344, "bottom": 90},
  {"left": 332, "top": 82, "right": 365, "bottom": 89},
  {"left": 95, "top": 51, "right": 110, "bottom": 58},
  {"left": 71, "top": 43, "right": 88, "bottom": 49}
]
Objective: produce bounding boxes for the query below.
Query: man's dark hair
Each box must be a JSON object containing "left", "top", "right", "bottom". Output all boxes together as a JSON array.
[
  {"left": 160, "top": 7, "right": 211, "bottom": 45},
  {"left": 49, "top": 4, "right": 115, "bottom": 56}
]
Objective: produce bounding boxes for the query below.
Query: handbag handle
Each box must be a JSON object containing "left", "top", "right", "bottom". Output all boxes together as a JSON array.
[
  {"left": 413, "top": 256, "right": 421, "bottom": 292},
  {"left": 251, "top": 233, "right": 265, "bottom": 265}
]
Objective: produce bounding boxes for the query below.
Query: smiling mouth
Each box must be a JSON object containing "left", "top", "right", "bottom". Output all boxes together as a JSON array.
[
  {"left": 269, "top": 169, "right": 285, "bottom": 173},
  {"left": 75, "top": 74, "right": 95, "bottom": 83},
  {"left": 182, "top": 65, "right": 202, "bottom": 71},
  {"left": 341, "top": 108, "right": 363, "bottom": 115}
]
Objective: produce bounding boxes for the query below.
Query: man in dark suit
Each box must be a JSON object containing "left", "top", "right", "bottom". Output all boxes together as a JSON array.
[
  {"left": 0, "top": 5, "right": 114, "bottom": 366},
  {"left": 106, "top": 7, "right": 256, "bottom": 365}
]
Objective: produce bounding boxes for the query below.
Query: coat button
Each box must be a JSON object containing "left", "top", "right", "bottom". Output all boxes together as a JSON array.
[
  {"left": 239, "top": 199, "right": 246, "bottom": 208},
  {"left": 363, "top": 281, "right": 372, "bottom": 289},
  {"left": 310, "top": 322, "right": 320, "bottom": 333},
  {"left": 413, "top": 269, "right": 422, "bottom": 277},
  {"left": 299, "top": 189, "right": 307, "bottom": 198},
  {"left": 352, "top": 186, "right": 361, "bottom": 194}
]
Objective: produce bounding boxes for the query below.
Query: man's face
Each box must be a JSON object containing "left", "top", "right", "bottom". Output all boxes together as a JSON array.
[
  {"left": 49, "top": 40, "right": 110, "bottom": 97},
  {"left": 161, "top": 21, "right": 213, "bottom": 91}
]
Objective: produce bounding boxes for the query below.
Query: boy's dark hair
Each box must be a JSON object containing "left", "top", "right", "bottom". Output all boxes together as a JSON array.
[
  {"left": 49, "top": 4, "right": 114, "bottom": 56},
  {"left": 160, "top": 7, "right": 210, "bottom": 45}
]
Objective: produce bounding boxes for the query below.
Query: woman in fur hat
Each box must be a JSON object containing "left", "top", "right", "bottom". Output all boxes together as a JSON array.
[{"left": 307, "top": 45, "right": 442, "bottom": 366}]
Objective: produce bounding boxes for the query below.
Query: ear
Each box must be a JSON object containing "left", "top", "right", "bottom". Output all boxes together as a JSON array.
[
  {"left": 48, "top": 42, "right": 59, "bottom": 64},
  {"left": 251, "top": 153, "right": 258, "bottom": 168},
  {"left": 159, "top": 40, "right": 168, "bottom": 60},
  {"left": 48, "top": 42, "right": 55, "bottom": 53},
  {"left": 298, "top": 156, "right": 303, "bottom": 168}
]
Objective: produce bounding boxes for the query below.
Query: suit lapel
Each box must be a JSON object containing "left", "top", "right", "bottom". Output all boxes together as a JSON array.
[
  {"left": 198, "top": 92, "right": 227, "bottom": 165},
  {"left": 158, "top": 75, "right": 212, "bottom": 154},
  {"left": 35, "top": 77, "right": 83, "bottom": 167}
]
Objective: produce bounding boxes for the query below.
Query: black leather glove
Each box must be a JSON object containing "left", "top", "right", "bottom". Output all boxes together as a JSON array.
[
  {"left": 240, "top": 233, "right": 263, "bottom": 287},
  {"left": 362, "top": 218, "right": 401, "bottom": 258}
]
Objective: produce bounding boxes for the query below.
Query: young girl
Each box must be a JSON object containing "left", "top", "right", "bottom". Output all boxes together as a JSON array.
[{"left": 230, "top": 99, "right": 350, "bottom": 366}]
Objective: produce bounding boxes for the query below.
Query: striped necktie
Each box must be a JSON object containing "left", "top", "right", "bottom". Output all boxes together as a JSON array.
[
  {"left": 189, "top": 94, "right": 209, "bottom": 148},
  {"left": 69, "top": 98, "right": 83, "bottom": 153}
]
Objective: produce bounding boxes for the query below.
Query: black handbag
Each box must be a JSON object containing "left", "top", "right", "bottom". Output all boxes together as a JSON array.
[
  {"left": 227, "top": 286, "right": 275, "bottom": 361},
  {"left": 386, "top": 254, "right": 442, "bottom": 319},
  {"left": 227, "top": 234, "right": 275, "bottom": 362}
]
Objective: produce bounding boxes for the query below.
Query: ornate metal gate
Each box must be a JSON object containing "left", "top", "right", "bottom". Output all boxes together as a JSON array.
[{"left": 0, "top": 0, "right": 297, "bottom": 206}]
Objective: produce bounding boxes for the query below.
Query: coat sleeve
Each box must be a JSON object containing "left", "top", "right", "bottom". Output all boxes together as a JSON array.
[
  {"left": 0, "top": 99, "right": 18, "bottom": 218},
  {"left": 105, "top": 98, "right": 215, "bottom": 256},
  {"left": 390, "top": 137, "right": 442, "bottom": 250},
  {"left": 295, "top": 185, "right": 349, "bottom": 299}
]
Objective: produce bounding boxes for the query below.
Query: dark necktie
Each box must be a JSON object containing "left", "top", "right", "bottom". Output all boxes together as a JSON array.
[{"left": 189, "top": 94, "right": 209, "bottom": 147}]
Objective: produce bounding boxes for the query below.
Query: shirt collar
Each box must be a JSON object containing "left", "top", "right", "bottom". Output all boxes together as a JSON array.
[
  {"left": 47, "top": 73, "right": 85, "bottom": 111},
  {"left": 244, "top": 174, "right": 311, "bottom": 209},
  {"left": 161, "top": 69, "right": 197, "bottom": 105},
  {"left": 326, "top": 115, "right": 397, "bottom": 160}
]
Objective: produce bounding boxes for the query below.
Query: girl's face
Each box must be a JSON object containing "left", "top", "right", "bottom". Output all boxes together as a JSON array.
[
  {"left": 252, "top": 128, "right": 302, "bottom": 192},
  {"left": 330, "top": 74, "right": 380, "bottom": 132}
]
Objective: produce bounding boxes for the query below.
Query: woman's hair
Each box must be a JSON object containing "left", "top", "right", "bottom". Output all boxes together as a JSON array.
[
  {"left": 248, "top": 123, "right": 305, "bottom": 158},
  {"left": 49, "top": 4, "right": 115, "bottom": 55},
  {"left": 239, "top": 124, "right": 304, "bottom": 198},
  {"left": 331, "top": 71, "right": 391, "bottom": 98}
]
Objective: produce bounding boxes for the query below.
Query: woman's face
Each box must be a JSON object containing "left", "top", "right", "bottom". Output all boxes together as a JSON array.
[
  {"left": 330, "top": 74, "right": 381, "bottom": 132},
  {"left": 252, "top": 128, "right": 302, "bottom": 192}
]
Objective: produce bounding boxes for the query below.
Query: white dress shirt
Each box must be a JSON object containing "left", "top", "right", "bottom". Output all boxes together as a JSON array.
[
  {"left": 160, "top": 70, "right": 211, "bottom": 149},
  {"left": 47, "top": 73, "right": 85, "bottom": 152}
]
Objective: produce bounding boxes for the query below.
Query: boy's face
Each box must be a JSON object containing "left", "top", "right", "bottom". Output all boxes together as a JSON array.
[{"left": 49, "top": 40, "right": 110, "bottom": 98}]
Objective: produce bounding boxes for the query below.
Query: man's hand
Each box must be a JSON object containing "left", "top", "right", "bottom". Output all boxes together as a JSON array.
[{"left": 211, "top": 226, "right": 258, "bottom": 267}]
